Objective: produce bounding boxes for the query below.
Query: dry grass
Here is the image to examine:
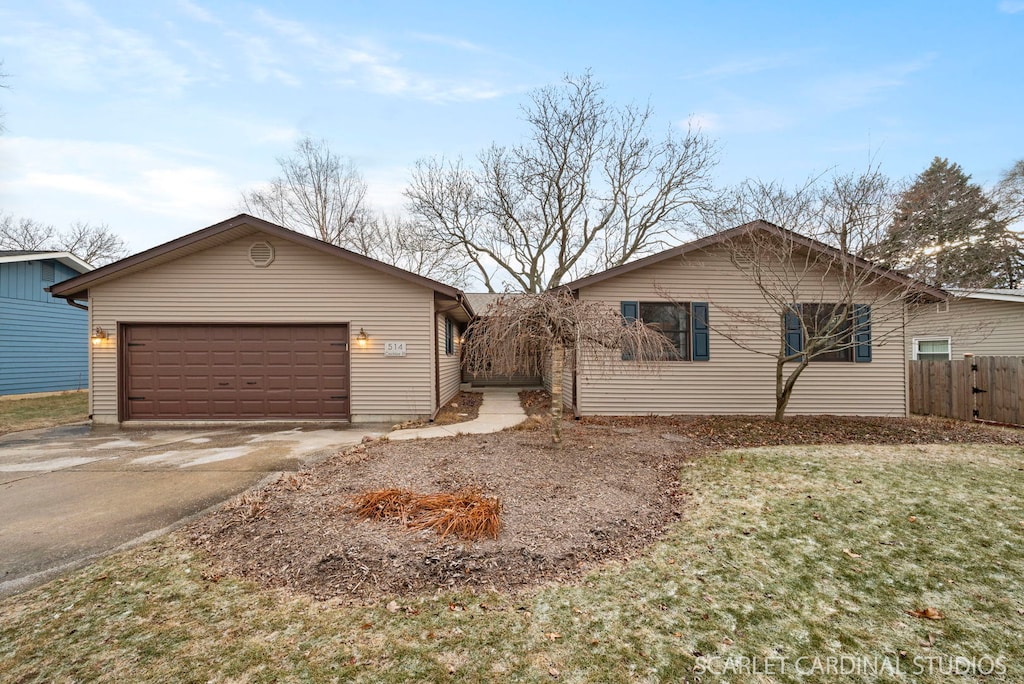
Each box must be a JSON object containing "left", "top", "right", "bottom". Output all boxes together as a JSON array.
[
  {"left": 348, "top": 488, "right": 414, "bottom": 522},
  {"left": 1, "top": 442, "right": 1022, "bottom": 682},
  {"left": 347, "top": 488, "right": 502, "bottom": 541},
  {"left": 0, "top": 391, "right": 88, "bottom": 435},
  {"left": 406, "top": 490, "right": 502, "bottom": 541}
]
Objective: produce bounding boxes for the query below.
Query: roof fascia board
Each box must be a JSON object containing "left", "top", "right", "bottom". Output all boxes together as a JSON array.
[{"left": 48, "top": 214, "right": 463, "bottom": 300}]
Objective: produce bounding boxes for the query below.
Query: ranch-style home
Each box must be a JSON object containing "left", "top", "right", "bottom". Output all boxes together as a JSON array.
[
  {"left": 555, "top": 221, "right": 947, "bottom": 417},
  {"left": 906, "top": 288, "right": 1024, "bottom": 361},
  {"left": 47, "top": 215, "right": 473, "bottom": 424}
]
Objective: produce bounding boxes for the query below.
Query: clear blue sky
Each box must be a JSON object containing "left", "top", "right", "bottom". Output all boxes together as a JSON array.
[{"left": 1, "top": 0, "right": 1021, "bottom": 254}]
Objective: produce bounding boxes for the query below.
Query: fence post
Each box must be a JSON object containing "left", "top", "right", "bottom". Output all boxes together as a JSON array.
[{"left": 964, "top": 353, "right": 978, "bottom": 422}]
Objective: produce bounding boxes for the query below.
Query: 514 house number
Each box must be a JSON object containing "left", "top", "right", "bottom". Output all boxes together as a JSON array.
[{"left": 383, "top": 341, "right": 407, "bottom": 357}]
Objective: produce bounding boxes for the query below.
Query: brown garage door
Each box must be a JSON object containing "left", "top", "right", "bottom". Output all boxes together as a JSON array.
[{"left": 122, "top": 324, "right": 350, "bottom": 420}]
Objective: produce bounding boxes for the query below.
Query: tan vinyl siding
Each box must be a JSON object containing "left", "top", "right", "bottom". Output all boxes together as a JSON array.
[
  {"left": 575, "top": 245, "right": 908, "bottom": 417},
  {"left": 437, "top": 313, "right": 462, "bottom": 407},
  {"left": 88, "top": 233, "right": 436, "bottom": 423},
  {"left": 907, "top": 297, "right": 1024, "bottom": 359}
]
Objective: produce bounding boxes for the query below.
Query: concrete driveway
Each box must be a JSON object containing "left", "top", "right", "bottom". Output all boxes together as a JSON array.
[{"left": 0, "top": 422, "right": 385, "bottom": 597}]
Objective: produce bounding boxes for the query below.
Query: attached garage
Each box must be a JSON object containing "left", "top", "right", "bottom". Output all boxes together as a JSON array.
[
  {"left": 48, "top": 215, "right": 474, "bottom": 424},
  {"left": 122, "top": 324, "right": 350, "bottom": 420}
]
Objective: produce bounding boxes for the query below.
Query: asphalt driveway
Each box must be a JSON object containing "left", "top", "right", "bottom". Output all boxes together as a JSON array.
[{"left": 0, "top": 422, "right": 385, "bottom": 597}]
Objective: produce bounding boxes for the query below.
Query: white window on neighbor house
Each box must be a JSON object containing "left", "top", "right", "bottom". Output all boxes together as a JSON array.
[{"left": 913, "top": 337, "right": 952, "bottom": 361}]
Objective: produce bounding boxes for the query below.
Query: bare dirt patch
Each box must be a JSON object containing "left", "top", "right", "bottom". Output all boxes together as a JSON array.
[
  {"left": 187, "top": 409, "right": 1024, "bottom": 603},
  {"left": 393, "top": 391, "right": 482, "bottom": 430}
]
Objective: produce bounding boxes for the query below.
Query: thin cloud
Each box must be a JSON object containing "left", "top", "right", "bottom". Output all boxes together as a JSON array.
[
  {"left": 0, "top": 0, "right": 194, "bottom": 95},
  {"left": 225, "top": 30, "right": 302, "bottom": 87},
  {"left": 409, "top": 32, "right": 486, "bottom": 53},
  {"left": 1, "top": 136, "right": 237, "bottom": 222},
  {"left": 681, "top": 102, "right": 793, "bottom": 135},
  {"left": 808, "top": 55, "right": 935, "bottom": 111},
  {"left": 248, "top": 7, "right": 507, "bottom": 102},
  {"left": 998, "top": 1, "right": 1024, "bottom": 13},
  {"left": 680, "top": 54, "right": 802, "bottom": 81},
  {"left": 175, "top": 0, "right": 220, "bottom": 25}
]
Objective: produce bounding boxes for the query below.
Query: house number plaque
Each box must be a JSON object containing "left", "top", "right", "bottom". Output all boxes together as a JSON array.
[{"left": 384, "top": 341, "right": 407, "bottom": 357}]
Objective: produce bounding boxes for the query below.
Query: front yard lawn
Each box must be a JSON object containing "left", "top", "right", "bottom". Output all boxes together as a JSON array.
[
  {"left": 1, "top": 417, "right": 1021, "bottom": 682},
  {"left": 0, "top": 391, "right": 88, "bottom": 435}
]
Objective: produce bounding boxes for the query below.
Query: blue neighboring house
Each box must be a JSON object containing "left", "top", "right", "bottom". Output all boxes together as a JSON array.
[{"left": 0, "top": 251, "right": 94, "bottom": 395}]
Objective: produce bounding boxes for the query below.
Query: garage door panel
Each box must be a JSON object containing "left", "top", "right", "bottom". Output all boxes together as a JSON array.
[{"left": 124, "top": 324, "right": 349, "bottom": 420}]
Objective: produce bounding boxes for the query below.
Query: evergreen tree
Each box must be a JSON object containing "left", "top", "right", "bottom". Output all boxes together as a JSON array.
[{"left": 873, "top": 157, "right": 1023, "bottom": 288}]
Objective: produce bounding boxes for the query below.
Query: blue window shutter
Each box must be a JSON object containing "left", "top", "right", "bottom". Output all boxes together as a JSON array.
[
  {"left": 784, "top": 305, "right": 803, "bottom": 358},
  {"left": 621, "top": 301, "right": 638, "bottom": 323},
  {"left": 854, "top": 304, "right": 872, "bottom": 363},
  {"left": 621, "top": 301, "right": 638, "bottom": 360},
  {"left": 691, "top": 301, "right": 710, "bottom": 361}
]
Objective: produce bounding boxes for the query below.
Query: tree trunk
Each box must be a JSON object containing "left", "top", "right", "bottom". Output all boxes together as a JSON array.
[
  {"left": 550, "top": 343, "right": 564, "bottom": 445},
  {"left": 775, "top": 358, "right": 808, "bottom": 421}
]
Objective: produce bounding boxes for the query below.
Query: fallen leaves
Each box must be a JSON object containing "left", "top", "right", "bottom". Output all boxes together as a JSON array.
[
  {"left": 907, "top": 607, "right": 945, "bottom": 620},
  {"left": 842, "top": 549, "right": 862, "bottom": 559}
]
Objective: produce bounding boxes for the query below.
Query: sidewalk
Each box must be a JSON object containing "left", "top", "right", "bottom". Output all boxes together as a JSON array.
[{"left": 388, "top": 387, "right": 528, "bottom": 441}]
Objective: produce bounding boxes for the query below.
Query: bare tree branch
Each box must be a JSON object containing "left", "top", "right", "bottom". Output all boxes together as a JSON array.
[
  {"left": 242, "top": 136, "right": 370, "bottom": 246},
  {"left": 56, "top": 221, "right": 128, "bottom": 266},
  {"left": 406, "top": 72, "right": 717, "bottom": 293},
  {"left": 0, "top": 215, "right": 127, "bottom": 266},
  {"left": 694, "top": 168, "right": 940, "bottom": 420}
]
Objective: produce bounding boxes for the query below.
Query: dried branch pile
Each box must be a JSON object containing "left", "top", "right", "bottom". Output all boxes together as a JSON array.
[{"left": 346, "top": 488, "right": 502, "bottom": 541}]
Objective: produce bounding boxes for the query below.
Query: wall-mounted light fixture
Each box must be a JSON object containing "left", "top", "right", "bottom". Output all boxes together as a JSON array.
[
  {"left": 91, "top": 326, "right": 108, "bottom": 346},
  {"left": 355, "top": 327, "right": 369, "bottom": 347}
]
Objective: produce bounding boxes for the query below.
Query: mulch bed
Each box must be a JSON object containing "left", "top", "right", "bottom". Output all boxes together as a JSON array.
[
  {"left": 432, "top": 391, "right": 483, "bottom": 425},
  {"left": 187, "top": 405, "right": 1024, "bottom": 603},
  {"left": 393, "top": 391, "right": 483, "bottom": 429}
]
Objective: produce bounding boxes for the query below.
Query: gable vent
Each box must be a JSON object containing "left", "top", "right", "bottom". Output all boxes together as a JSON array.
[
  {"left": 249, "top": 241, "right": 275, "bottom": 267},
  {"left": 41, "top": 261, "right": 55, "bottom": 282}
]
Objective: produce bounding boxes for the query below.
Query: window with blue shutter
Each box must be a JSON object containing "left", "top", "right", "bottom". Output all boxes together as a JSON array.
[
  {"left": 691, "top": 301, "right": 710, "bottom": 361},
  {"left": 621, "top": 301, "right": 638, "bottom": 360},
  {"left": 621, "top": 301, "right": 708, "bottom": 361},
  {"left": 853, "top": 304, "right": 871, "bottom": 363},
  {"left": 784, "top": 305, "right": 803, "bottom": 359},
  {"left": 785, "top": 303, "right": 870, "bottom": 363}
]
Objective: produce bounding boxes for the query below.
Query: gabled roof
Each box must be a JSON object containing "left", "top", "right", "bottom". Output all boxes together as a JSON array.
[
  {"left": 947, "top": 288, "right": 1024, "bottom": 303},
  {"left": 47, "top": 215, "right": 473, "bottom": 317},
  {"left": 0, "top": 250, "right": 93, "bottom": 274},
  {"left": 559, "top": 219, "right": 948, "bottom": 301}
]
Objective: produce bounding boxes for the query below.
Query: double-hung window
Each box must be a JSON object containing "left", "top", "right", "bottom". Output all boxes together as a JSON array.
[
  {"left": 913, "top": 337, "right": 951, "bottom": 361},
  {"left": 621, "top": 301, "right": 710, "bottom": 361},
  {"left": 784, "top": 303, "right": 872, "bottom": 363}
]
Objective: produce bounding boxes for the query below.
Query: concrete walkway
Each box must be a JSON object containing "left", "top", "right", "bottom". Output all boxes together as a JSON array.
[{"left": 389, "top": 387, "right": 528, "bottom": 441}]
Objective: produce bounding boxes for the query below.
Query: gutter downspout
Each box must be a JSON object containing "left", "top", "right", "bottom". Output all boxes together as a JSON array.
[{"left": 65, "top": 298, "right": 88, "bottom": 311}]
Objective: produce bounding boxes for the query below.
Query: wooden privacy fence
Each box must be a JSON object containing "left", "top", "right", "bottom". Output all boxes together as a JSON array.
[{"left": 909, "top": 356, "right": 1024, "bottom": 426}]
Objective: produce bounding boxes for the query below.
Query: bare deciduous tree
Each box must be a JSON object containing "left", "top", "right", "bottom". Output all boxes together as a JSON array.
[
  {"left": 0, "top": 215, "right": 55, "bottom": 250},
  {"left": 58, "top": 221, "right": 128, "bottom": 266},
  {"left": 696, "top": 171, "right": 941, "bottom": 420},
  {"left": 342, "top": 214, "right": 470, "bottom": 289},
  {"left": 0, "top": 215, "right": 128, "bottom": 266},
  {"left": 462, "top": 291, "right": 674, "bottom": 444},
  {"left": 406, "top": 71, "right": 717, "bottom": 293},
  {"left": 243, "top": 136, "right": 370, "bottom": 246},
  {"left": 244, "top": 137, "right": 461, "bottom": 284}
]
